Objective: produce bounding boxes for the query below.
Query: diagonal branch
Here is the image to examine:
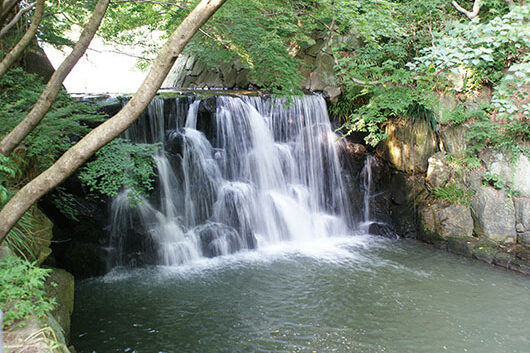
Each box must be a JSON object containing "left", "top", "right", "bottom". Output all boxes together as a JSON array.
[
  {"left": 0, "top": 2, "right": 36, "bottom": 38},
  {"left": 0, "top": 0, "right": 111, "bottom": 155},
  {"left": 451, "top": 0, "right": 482, "bottom": 20},
  {"left": 0, "top": 0, "right": 228, "bottom": 244},
  {"left": 0, "top": 0, "right": 44, "bottom": 78}
]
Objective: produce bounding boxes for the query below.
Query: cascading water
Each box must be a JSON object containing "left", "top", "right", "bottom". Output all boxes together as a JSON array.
[
  {"left": 360, "top": 154, "right": 375, "bottom": 232},
  {"left": 109, "top": 94, "right": 354, "bottom": 267}
]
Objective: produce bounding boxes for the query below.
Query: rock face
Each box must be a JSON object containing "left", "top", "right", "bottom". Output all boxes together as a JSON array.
[
  {"left": 514, "top": 197, "right": 530, "bottom": 246},
  {"left": 470, "top": 182, "right": 516, "bottom": 243},
  {"left": 425, "top": 153, "right": 451, "bottom": 189},
  {"left": 390, "top": 173, "right": 427, "bottom": 238},
  {"left": 419, "top": 203, "right": 474, "bottom": 245},
  {"left": 484, "top": 153, "right": 530, "bottom": 197},
  {"left": 379, "top": 119, "right": 438, "bottom": 173},
  {"left": 31, "top": 207, "right": 54, "bottom": 265},
  {"left": 2, "top": 265, "right": 74, "bottom": 353},
  {"left": 378, "top": 110, "right": 529, "bottom": 272},
  {"left": 45, "top": 269, "right": 75, "bottom": 340}
]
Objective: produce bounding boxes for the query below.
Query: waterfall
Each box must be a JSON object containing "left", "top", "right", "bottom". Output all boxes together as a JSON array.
[
  {"left": 360, "top": 154, "right": 375, "bottom": 232},
  {"left": 109, "top": 94, "right": 355, "bottom": 267}
]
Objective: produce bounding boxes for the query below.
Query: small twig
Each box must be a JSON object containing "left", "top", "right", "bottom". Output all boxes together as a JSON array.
[
  {"left": 86, "top": 46, "right": 156, "bottom": 61},
  {"left": 111, "top": 0, "right": 189, "bottom": 10}
]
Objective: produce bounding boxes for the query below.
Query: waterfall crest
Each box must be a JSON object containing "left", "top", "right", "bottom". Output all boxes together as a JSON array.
[{"left": 110, "top": 95, "right": 355, "bottom": 267}]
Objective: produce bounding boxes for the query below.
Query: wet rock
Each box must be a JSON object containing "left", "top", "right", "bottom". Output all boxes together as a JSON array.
[
  {"left": 60, "top": 241, "right": 108, "bottom": 278},
  {"left": 368, "top": 222, "right": 397, "bottom": 239},
  {"left": 447, "top": 236, "right": 476, "bottom": 258},
  {"left": 196, "top": 223, "right": 256, "bottom": 257},
  {"left": 418, "top": 204, "right": 446, "bottom": 249},
  {"left": 472, "top": 239, "right": 497, "bottom": 264},
  {"left": 391, "top": 173, "right": 428, "bottom": 238},
  {"left": 417, "top": 202, "right": 473, "bottom": 248}
]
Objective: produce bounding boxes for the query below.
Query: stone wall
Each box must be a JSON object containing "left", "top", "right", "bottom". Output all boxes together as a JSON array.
[{"left": 163, "top": 34, "right": 342, "bottom": 101}]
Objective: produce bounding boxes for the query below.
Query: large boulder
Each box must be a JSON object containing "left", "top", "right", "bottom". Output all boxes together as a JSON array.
[
  {"left": 436, "top": 204, "right": 474, "bottom": 238},
  {"left": 418, "top": 203, "right": 474, "bottom": 246},
  {"left": 470, "top": 181, "right": 516, "bottom": 243},
  {"left": 439, "top": 124, "right": 469, "bottom": 154},
  {"left": 309, "top": 53, "right": 340, "bottom": 101}
]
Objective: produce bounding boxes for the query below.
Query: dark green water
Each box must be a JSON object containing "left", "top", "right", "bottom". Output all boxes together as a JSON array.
[{"left": 71, "top": 236, "right": 530, "bottom": 353}]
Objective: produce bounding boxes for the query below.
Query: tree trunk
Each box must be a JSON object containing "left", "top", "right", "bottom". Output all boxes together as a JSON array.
[
  {"left": 0, "top": 0, "right": 228, "bottom": 244},
  {"left": 0, "top": 0, "right": 44, "bottom": 78},
  {"left": 0, "top": 0, "right": 110, "bottom": 156}
]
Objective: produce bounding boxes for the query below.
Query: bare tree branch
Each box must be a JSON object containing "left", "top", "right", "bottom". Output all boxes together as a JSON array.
[
  {"left": 86, "top": 46, "right": 156, "bottom": 61},
  {"left": 111, "top": 0, "right": 189, "bottom": 10},
  {"left": 0, "top": 1, "right": 36, "bottom": 38},
  {"left": 451, "top": 0, "right": 482, "bottom": 20}
]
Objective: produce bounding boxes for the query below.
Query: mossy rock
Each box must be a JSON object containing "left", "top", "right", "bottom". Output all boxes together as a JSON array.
[
  {"left": 471, "top": 239, "right": 497, "bottom": 264},
  {"left": 492, "top": 251, "right": 513, "bottom": 268},
  {"left": 45, "top": 269, "right": 75, "bottom": 341},
  {"left": 447, "top": 236, "right": 477, "bottom": 258}
]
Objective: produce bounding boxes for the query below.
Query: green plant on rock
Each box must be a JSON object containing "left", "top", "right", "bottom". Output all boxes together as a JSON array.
[
  {"left": 0, "top": 254, "right": 55, "bottom": 329},
  {"left": 482, "top": 172, "right": 522, "bottom": 197},
  {"left": 482, "top": 172, "right": 506, "bottom": 189},
  {"left": 79, "top": 138, "right": 160, "bottom": 205},
  {"left": 432, "top": 183, "right": 473, "bottom": 206},
  {"left": 443, "top": 152, "right": 482, "bottom": 172},
  {"left": 443, "top": 104, "right": 488, "bottom": 126}
]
